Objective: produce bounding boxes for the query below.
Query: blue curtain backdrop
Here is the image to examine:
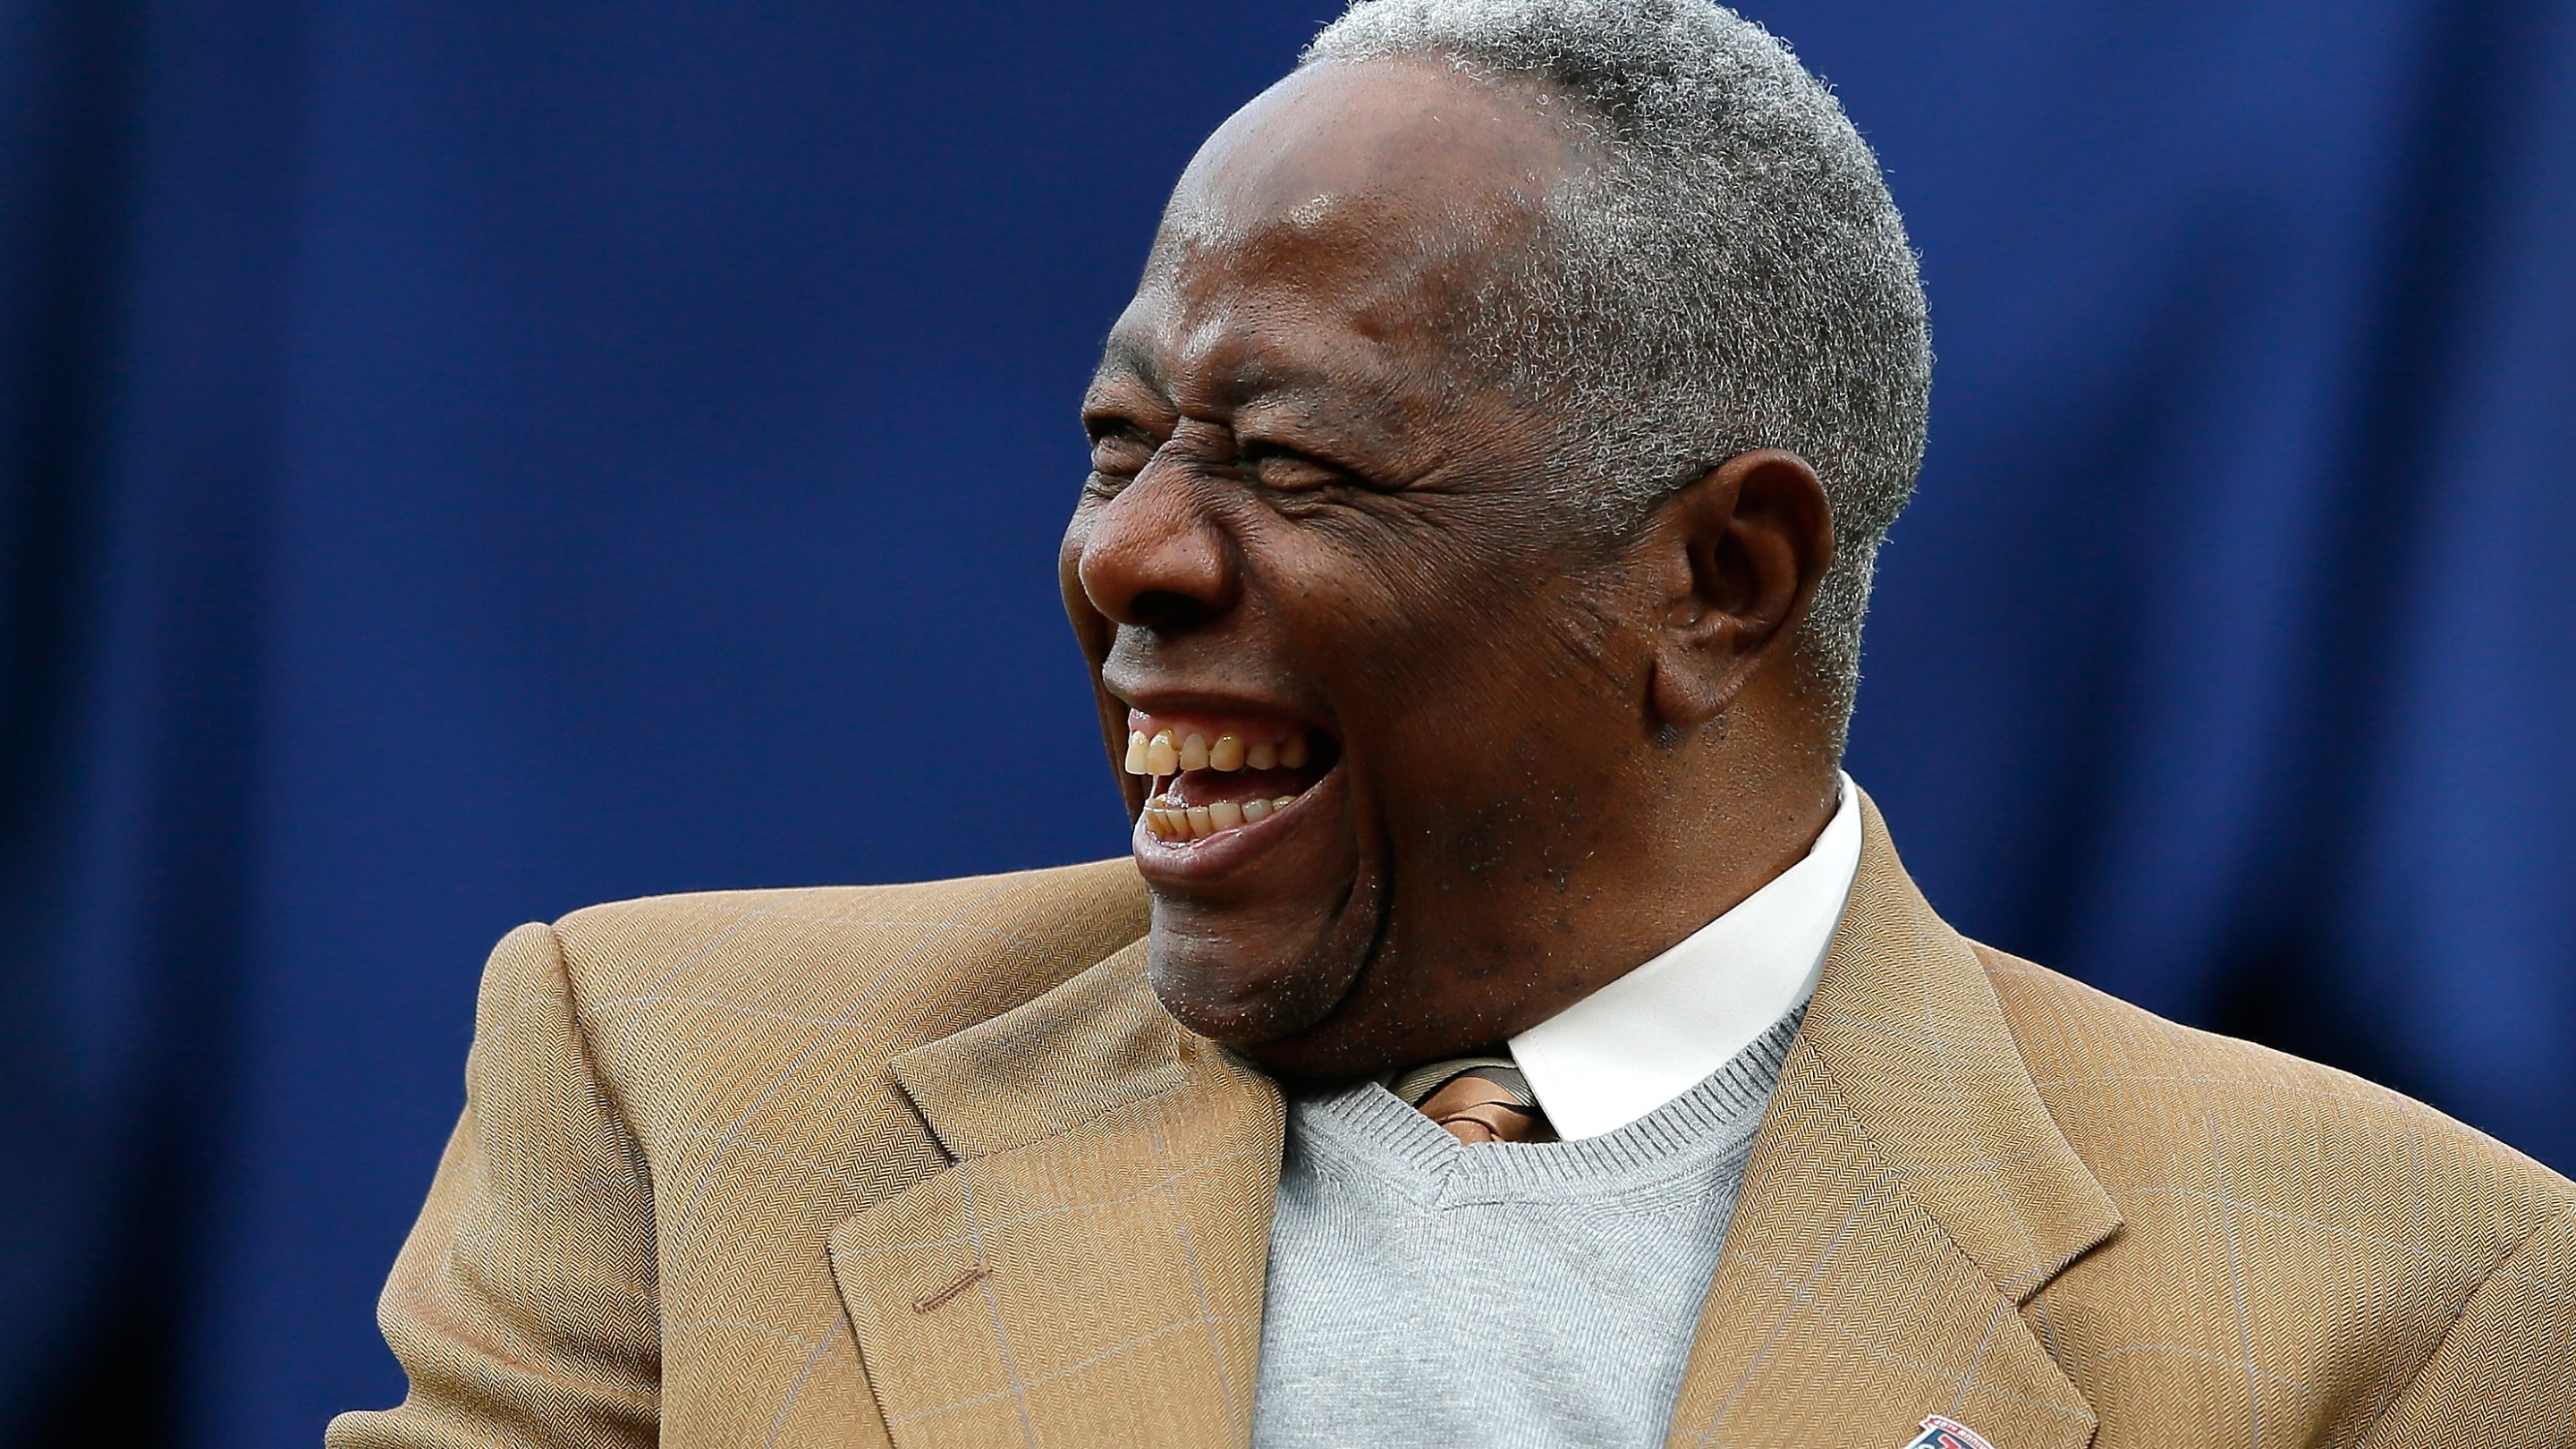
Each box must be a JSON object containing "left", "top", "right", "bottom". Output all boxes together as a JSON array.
[{"left": 3, "top": 0, "right": 2570, "bottom": 1443}]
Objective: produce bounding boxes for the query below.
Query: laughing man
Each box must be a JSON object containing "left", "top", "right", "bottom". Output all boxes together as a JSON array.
[{"left": 332, "top": 3, "right": 2576, "bottom": 1446}]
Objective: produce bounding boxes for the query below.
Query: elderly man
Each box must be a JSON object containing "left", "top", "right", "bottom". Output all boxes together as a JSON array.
[{"left": 331, "top": 2, "right": 2575, "bottom": 1446}]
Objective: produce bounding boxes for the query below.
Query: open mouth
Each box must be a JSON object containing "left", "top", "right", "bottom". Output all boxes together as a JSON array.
[{"left": 1122, "top": 711, "right": 1342, "bottom": 844}]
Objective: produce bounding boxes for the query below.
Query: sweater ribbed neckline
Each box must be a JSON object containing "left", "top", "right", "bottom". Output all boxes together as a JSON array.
[{"left": 1291, "top": 1007, "right": 1802, "bottom": 1199}]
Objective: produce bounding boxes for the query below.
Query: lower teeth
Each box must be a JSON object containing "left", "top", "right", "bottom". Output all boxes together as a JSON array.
[{"left": 1144, "top": 793, "right": 1299, "bottom": 842}]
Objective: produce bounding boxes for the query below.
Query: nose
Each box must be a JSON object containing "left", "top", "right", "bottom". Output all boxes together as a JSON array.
[{"left": 1075, "top": 455, "right": 1240, "bottom": 632}]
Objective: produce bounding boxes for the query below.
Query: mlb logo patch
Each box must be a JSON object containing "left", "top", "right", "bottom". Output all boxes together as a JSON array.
[{"left": 1903, "top": 1413, "right": 2000, "bottom": 1449}]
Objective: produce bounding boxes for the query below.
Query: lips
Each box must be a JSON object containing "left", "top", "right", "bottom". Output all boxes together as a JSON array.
[{"left": 1121, "top": 711, "right": 1340, "bottom": 846}]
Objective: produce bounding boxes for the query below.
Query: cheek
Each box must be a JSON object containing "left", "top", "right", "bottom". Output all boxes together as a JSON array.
[
  {"left": 1339, "top": 601, "right": 1646, "bottom": 901},
  {"left": 1056, "top": 525, "right": 1083, "bottom": 586},
  {"left": 1347, "top": 571, "right": 1641, "bottom": 762},
  {"left": 1247, "top": 499, "right": 1648, "bottom": 785}
]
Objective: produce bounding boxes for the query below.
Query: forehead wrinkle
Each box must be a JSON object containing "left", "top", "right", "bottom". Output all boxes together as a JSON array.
[
  {"left": 1167, "top": 191, "right": 1531, "bottom": 302},
  {"left": 1165, "top": 300, "right": 1427, "bottom": 460},
  {"left": 1161, "top": 220, "right": 1494, "bottom": 368}
]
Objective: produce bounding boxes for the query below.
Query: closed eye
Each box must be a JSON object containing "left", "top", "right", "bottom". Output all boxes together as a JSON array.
[
  {"left": 1241, "top": 442, "right": 1372, "bottom": 495},
  {"left": 1087, "top": 425, "right": 1159, "bottom": 483}
]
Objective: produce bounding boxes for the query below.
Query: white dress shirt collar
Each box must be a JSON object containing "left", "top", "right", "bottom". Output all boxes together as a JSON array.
[{"left": 1507, "top": 773, "right": 1861, "bottom": 1140}]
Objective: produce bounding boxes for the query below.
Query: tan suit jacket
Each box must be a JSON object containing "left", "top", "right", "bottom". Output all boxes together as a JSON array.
[{"left": 329, "top": 797, "right": 2576, "bottom": 1448}]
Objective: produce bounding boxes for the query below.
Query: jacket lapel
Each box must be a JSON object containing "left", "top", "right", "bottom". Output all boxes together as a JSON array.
[
  {"left": 1663, "top": 792, "right": 2122, "bottom": 1449},
  {"left": 827, "top": 939, "right": 1283, "bottom": 1449}
]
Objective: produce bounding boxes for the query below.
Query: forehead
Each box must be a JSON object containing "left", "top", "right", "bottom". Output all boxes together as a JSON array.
[
  {"left": 1173, "top": 57, "right": 1580, "bottom": 250},
  {"left": 1092, "top": 59, "right": 1584, "bottom": 409}
]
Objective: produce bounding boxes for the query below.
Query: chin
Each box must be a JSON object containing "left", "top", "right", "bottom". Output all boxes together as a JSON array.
[{"left": 1141, "top": 869, "right": 1392, "bottom": 1060}]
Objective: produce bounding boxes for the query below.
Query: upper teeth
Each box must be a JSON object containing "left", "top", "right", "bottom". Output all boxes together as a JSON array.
[{"left": 1123, "top": 728, "right": 1311, "bottom": 776}]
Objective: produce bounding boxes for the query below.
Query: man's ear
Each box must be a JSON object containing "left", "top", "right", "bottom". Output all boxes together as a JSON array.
[{"left": 1643, "top": 449, "right": 1834, "bottom": 732}]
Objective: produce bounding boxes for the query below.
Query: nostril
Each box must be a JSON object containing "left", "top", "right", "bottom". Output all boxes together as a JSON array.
[{"left": 1129, "top": 589, "right": 1212, "bottom": 631}]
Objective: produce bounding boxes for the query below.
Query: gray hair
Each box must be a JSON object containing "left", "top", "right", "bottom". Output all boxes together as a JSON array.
[{"left": 1301, "top": 0, "right": 1930, "bottom": 745}]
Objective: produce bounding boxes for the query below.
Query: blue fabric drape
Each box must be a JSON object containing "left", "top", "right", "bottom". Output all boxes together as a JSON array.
[{"left": 2, "top": 1, "right": 2567, "bottom": 1445}]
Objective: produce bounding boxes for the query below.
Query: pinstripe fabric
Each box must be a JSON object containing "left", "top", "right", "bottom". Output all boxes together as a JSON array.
[{"left": 329, "top": 798, "right": 2576, "bottom": 1449}]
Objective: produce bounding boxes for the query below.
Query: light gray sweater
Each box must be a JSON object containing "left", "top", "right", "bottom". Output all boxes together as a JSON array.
[{"left": 1249, "top": 1009, "right": 1803, "bottom": 1449}]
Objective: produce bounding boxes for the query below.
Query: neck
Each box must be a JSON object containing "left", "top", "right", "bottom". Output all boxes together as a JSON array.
[{"left": 1578, "top": 730, "right": 1841, "bottom": 998}]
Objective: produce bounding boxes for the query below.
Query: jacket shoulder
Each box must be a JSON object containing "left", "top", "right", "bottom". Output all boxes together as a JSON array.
[
  {"left": 549, "top": 855, "right": 1148, "bottom": 1015},
  {"left": 1981, "top": 944, "right": 2573, "bottom": 1231},
  {"left": 1979, "top": 944, "right": 2575, "bottom": 1434},
  {"left": 538, "top": 857, "right": 1149, "bottom": 1208}
]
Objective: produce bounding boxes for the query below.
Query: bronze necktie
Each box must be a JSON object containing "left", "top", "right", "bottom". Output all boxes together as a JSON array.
[{"left": 1390, "top": 1055, "right": 1555, "bottom": 1144}]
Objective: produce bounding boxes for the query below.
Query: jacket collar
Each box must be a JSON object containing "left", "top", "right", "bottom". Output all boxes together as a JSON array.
[
  {"left": 1793, "top": 791, "right": 2122, "bottom": 1302},
  {"left": 886, "top": 936, "right": 1199, "bottom": 1160},
  {"left": 831, "top": 791, "right": 2119, "bottom": 1447}
]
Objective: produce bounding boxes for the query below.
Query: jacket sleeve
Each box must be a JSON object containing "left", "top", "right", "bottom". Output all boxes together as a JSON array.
[
  {"left": 326, "top": 923, "right": 661, "bottom": 1449},
  {"left": 2366, "top": 1201, "right": 2576, "bottom": 1445}
]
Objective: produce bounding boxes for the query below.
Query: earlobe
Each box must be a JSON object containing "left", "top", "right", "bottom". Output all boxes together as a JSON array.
[{"left": 1648, "top": 606, "right": 1744, "bottom": 730}]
